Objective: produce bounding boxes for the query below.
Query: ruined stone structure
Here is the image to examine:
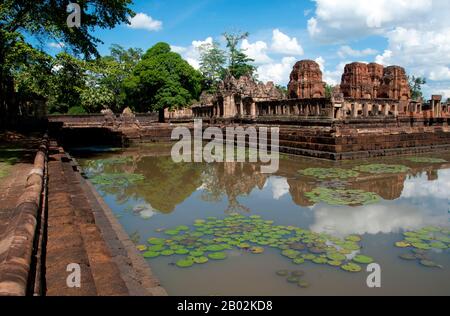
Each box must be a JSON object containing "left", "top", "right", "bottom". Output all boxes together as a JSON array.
[
  {"left": 191, "top": 75, "right": 285, "bottom": 119},
  {"left": 340, "top": 62, "right": 410, "bottom": 101},
  {"left": 288, "top": 60, "right": 326, "bottom": 99}
]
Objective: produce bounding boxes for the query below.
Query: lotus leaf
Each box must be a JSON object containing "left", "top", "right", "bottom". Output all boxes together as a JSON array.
[
  {"left": 420, "top": 260, "right": 442, "bottom": 268},
  {"left": 298, "top": 281, "right": 310, "bottom": 288},
  {"left": 176, "top": 258, "right": 194, "bottom": 268},
  {"left": 147, "top": 237, "right": 165, "bottom": 245},
  {"left": 341, "top": 262, "right": 362, "bottom": 273},
  {"left": 327, "top": 252, "right": 347, "bottom": 261},
  {"left": 345, "top": 235, "right": 362, "bottom": 242},
  {"left": 411, "top": 242, "right": 431, "bottom": 250},
  {"left": 406, "top": 157, "right": 447, "bottom": 163},
  {"left": 293, "top": 258, "right": 305, "bottom": 265},
  {"left": 175, "top": 249, "right": 190, "bottom": 255},
  {"left": 206, "top": 245, "right": 226, "bottom": 252},
  {"left": 299, "top": 168, "right": 359, "bottom": 180},
  {"left": 276, "top": 270, "right": 289, "bottom": 277},
  {"left": 208, "top": 252, "right": 227, "bottom": 260},
  {"left": 352, "top": 255, "right": 374, "bottom": 264},
  {"left": 143, "top": 251, "right": 160, "bottom": 259},
  {"left": 353, "top": 164, "right": 410, "bottom": 174},
  {"left": 251, "top": 247, "right": 264, "bottom": 254},
  {"left": 395, "top": 241, "right": 411, "bottom": 248},
  {"left": 193, "top": 257, "right": 209, "bottom": 264},
  {"left": 399, "top": 253, "right": 417, "bottom": 261},
  {"left": 327, "top": 260, "right": 342, "bottom": 267},
  {"left": 312, "top": 257, "right": 328, "bottom": 264},
  {"left": 305, "top": 187, "right": 381, "bottom": 206},
  {"left": 189, "top": 251, "right": 204, "bottom": 257},
  {"left": 161, "top": 250, "right": 175, "bottom": 256}
]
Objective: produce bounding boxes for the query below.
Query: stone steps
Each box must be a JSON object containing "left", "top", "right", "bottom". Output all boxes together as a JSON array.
[{"left": 46, "top": 147, "right": 129, "bottom": 296}]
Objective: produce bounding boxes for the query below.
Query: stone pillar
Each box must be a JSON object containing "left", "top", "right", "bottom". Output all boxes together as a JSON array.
[
  {"left": 351, "top": 103, "right": 357, "bottom": 118},
  {"left": 383, "top": 103, "right": 389, "bottom": 116},
  {"left": 250, "top": 102, "right": 256, "bottom": 118},
  {"left": 239, "top": 100, "right": 244, "bottom": 117},
  {"left": 363, "top": 103, "right": 369, "bottom": 117}
]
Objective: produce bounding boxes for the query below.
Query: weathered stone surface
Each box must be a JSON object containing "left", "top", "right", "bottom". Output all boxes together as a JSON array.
[
  {"left": 340, "top": 62, "right": 410, "bottom": 100},
  {"left": 288, "top": 60, "right": 326, "bottom": 99}
]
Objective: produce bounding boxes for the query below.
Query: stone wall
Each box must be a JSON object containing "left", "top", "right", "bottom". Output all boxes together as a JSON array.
[{"left": 0, "top": 136, "right": 48, "bottom": 296}]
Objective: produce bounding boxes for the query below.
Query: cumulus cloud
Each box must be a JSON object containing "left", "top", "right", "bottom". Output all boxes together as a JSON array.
[
  {"left": 309, "top": 203, "right": 446, "bottom": 237},
  {"left": 241, "top": 39, "right": 272, "bottom": 64},
  {"left": 307, "top": 0, "right": 433, "bottom": 42},
  {"left": 337, "top": 45, "right": 377, "bottom": 59},
  {"left": 308, "top": 0, "right": 450, "bottom": 98},
  {"left": 171, "top": 37, "right": 213, "bottom": 69},
  {"left": 271, "top": 29, "right": 304, "bottom": 55},
  {"left": 128, "top": 13, "right": 162, "bottom": 32},
  {"left": 257, "top": 57, "right": 297, "bottom": 85},
  {"left": 269, "top": 177, "right": 290, "bottom": 200},
  {"left": 315, "top": 57, "right": 347, "bottom": 86}
]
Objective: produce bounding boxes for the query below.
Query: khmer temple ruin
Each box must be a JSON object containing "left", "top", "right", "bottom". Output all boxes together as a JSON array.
[{"left": 49, "top": 59, "right": 450, "bottom": 160}]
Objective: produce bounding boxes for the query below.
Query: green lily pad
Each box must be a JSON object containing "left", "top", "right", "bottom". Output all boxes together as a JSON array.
[
  {"left": 250, "top": 247, "right": 264, "bottom": 254},
  {"left": 353, "top": 164, "right": 410, "bottom": 174},
  {"left": 345, "top": 235, "right": 362, "bottom": 242},
  {"left": 328, "top": 260, "right": 343, "bottom": 267},
  {"left": 395, "top": 241, "right": 411, "bottom": 248},
  {"left": 190, "top": 250, "right": 205, "bottom": 257},
  {"left": 281, "top": 249, "right": 300, "bottom": 259},
  {"left": 327, "top": 252, "right": 347, "bottom": 261},
  {"left": 297, "top": 281, "right": 310, "bottom": 288},
  {"left": 299, "top": 168, "right": 360, "bottom": 180},
  {"left": 147, "top": 237, "right": 165, "bottom": 245},
  {"left": 276, "top": 270, "right": 289, "bottom": 277},
  {"left": 420, "top": 260, "right": 443, "bottom": 268},
  {"left": 208, "top": 252, "right": 227, "bottom": 260},
  {"left": 352, "top": 255, "right": 374, "bottom": 264},
  {"left": 143, "top": 251, "right": 160, "bottom": 259},
  {"left": 176, "top": 258, "right": 195, "bottom": 268},
  {"left": 286, "top": 276, "right": 301, "bottom": 284},
  {"left": 193, "top": 256, "right": 209, "bottom": 264},
  {"left": 312, "top": 257, "right": 328, "bottom": 264},
  {"left": 406, "top": 157, "right": 447, "bottom": 163},
  {"left": 161, "top": 249, "right": 175, "bottom": 256},
  {"left": 206, "top": 245, "right": 226, "bottom": 252},
  {"left": 175, "top": 249, "right": 190, "bottom": 255},
  {"left": 305, "top": 187, "right": 381, "bottom": 206},
  {"left": 430, "top": 241, "right": 447, "bottom": 249},
  {"left": 411, "top": 242, "right": 431, "bottom": 250},
  {"left": 164, "top": 229, "right": 180, "bottom": 236},
  {"left": 293, "top": 258, "right": 305, "bottom": 265},
  {"left": 399, "top": 253, "right": 417, "bottom": 261},
  {"left": 341, "top": 262, "right": 362, "bottom": 273}
]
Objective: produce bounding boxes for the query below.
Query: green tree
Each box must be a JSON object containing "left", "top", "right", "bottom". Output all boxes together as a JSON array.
[
  {"left": 223, "top": 32, "right": 257, "bottom": 79},
  {"left": 81, "top": 45, "right": 143, "bottom": 112},
  {"left": 325, "top": 84, "right": 334, "bottom": 98},
  {"left": 124, "top": 43, "right": 203, "bottom": 122},
  {"left": 0, "top": 0, "right": 134, "bottom": 126},
  {"left": 409, "top": 76, "right": 427, "bottom": 101},
  {"left": 47, "top": 53, "right": 87, "bottom": 114},
  {"left": 198, "top": 41, "right": 226, "bottom": 91}
]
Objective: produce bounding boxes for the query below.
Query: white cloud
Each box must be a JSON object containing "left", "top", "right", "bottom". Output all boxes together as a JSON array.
[
  {"left": 315, "top": 57, "right": 347, "bottom": 86},
  {"left": 271, "top": 29, "right": 304, "bottom": 55},
  {"left": 171, "top": 37, "right": 213, "bottom": 69},
  {"left": 310, "top": 203, "right": 446, "bottom": 237},
  {"left": 257, "top": 56, "right": 297, "bottom": 85},
  {"left": 307, "top": 0, "right": 434, "bottom": 42},
  {"left": 128, "top": 13, "right": 162, "bottom": 32},
  {"left": 269, "top": 177, "right": 290, "bottom": 200},
  {"left": 337, "top": 45, "right": 377, "bottom": 59},
  {"left": 48, "top": 42, "right": 65, "bottom": 49},
  {"left": 241, "top": 39, "right": 272, "bottom": 64},
  {"left": 402, "top": 169, "right": 450, "bottom": 200}
]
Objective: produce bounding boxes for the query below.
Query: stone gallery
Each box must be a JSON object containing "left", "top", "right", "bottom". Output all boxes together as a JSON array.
[{"left": 185, "top": 60, "right": 448, "bottom": 121}]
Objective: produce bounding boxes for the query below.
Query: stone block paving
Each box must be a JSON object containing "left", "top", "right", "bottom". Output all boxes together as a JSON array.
[{"left": 46, "top": 146, "right": 129, "bottom": 296}]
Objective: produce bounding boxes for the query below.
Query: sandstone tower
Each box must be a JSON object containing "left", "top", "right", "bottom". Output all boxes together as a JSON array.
[{"left": 288, "top": 60, "right": 326, "bottom": 99}]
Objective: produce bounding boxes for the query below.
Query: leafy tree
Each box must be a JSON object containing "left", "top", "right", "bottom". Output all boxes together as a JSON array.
[
  {"left": 0, "top": 0, "right": 134, "bottom": 127},
  {"left": 408, "top": 76, "right": 427, "bottom": 101},
  {"left": 325, "top": 84, "right": 334, "bottom": 98},
  {"left": 124, "top": 43, "right": 203, "bottom": 122},
  {"left": 223, "top": 32, "right": 257, "bottom": 79},
  {"left": 47, "top": 53, "right": 87, "bottom": 114},
  {"left": 198, "top": 41, "right": 226, "bottom": 91}
]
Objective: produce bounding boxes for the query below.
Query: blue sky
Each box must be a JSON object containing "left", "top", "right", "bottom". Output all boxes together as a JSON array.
[{"left": 46, "top": 0, "right": 450, "bottom": 99}]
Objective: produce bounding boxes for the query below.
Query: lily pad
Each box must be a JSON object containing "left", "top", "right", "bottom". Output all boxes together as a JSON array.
[
  {"left": 297, "top": 281, "right": 310, "bottom": 288},
  {"left": 399, "top": 253, "right": 417, "bottom": 261},
  {"left": 353, "top": 164, "right": 410, "bottom": 174},
  {"left": 395, "top": 241, "right": 411, "bottom": 248},
  {"left": 193, "top": 256, "right": 209, "bottom": 264},
  {"left": 136, "top": 245, "right": 147, "bottom": 252},
  {"left": 208, "top": 252, "right": 227, "bottom": 260},
  {"left": 291, "top": 270, "right": 305, "bottom": 277},
  {"left": 175, "top": 249, "right": 190, "bottom": 255},
  {"left": 419, "top": 260, "right": 443, "bottom": 268},
  {"left": 176, "top": 258, "right": 195, "bottom": 268},
  {"left": 276, "top": 270, "right": 289, "bottom": 277},
  {"left": 147, "top": 237, "right": 165, "bottom": 245},
  {"left": 293, "top": 258, "right": 305, "bottom": 265},
  {"left": 250, "top": 247, "right": 264, "bottom": 254},
  {"left": 327, "top": 252, "right": 347, "bottom": 261},
  {"left": 352, "top": 255, "right": 374, "bottom": 264},
  {"left": 286, "top": 276, "right": 301, "bottom": 284},
  {"left": 161, "top": 249, "right": 175, "bottom": 256},
  {"left": 411, "top": 242, "right": 431, "bottom": 250},
  {"left": 305, "top": 187, "right": 381, "bottom": 206},
  {"left": 341, "top": 262, "right": 362, "bottom": 273},
  {"left": 299, "top": 168, "right": 359, "bottom": 180},
  {"left": 406, "top": 157, "right": 447, "bottom": 163},
  {"left": 143, "top": 251, "right": 160, "bottom": 259}
]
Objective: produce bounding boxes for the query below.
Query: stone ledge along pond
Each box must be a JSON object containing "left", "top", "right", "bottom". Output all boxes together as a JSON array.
[{"left": 71, "top": 144, "right": 450, "bottom": 296}]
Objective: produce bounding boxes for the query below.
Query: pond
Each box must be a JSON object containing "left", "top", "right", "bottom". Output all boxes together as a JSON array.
[{"left": 72, "top": 143, "right": 450, "bottom": 296}]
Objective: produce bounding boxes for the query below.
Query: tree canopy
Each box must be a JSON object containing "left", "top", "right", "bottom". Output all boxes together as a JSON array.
[
  {"left": 123, "top": 42, "right": 203, "bottom": 119},
  {"left": 409, "top": 76, "right": 427, "bottom": 101}
]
